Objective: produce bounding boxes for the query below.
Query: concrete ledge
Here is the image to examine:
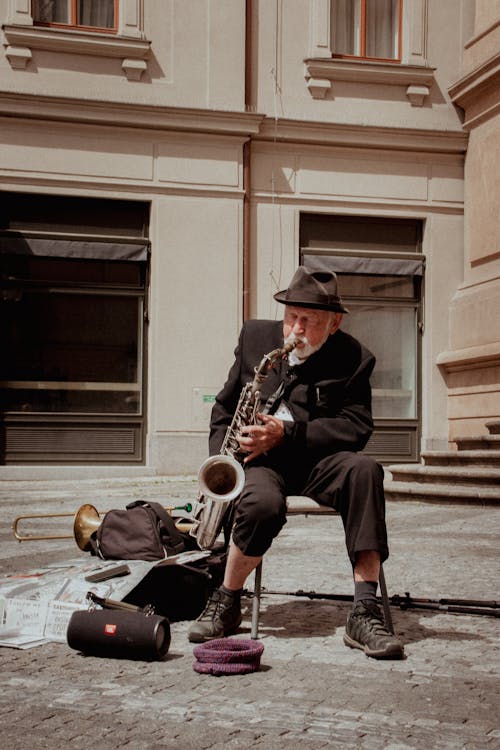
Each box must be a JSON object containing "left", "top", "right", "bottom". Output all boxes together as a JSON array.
[{"left": 0, "top": 465, "right": 158, "bottom": 481}]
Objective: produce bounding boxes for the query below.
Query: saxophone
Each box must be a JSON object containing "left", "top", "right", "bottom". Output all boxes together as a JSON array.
[{"left": 190, "top": 337, "right": 299, "bottom": 550}]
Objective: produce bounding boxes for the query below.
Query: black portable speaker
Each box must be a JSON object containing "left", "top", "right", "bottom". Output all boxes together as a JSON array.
[{"left": 67, "top": 609, "right": 171, "bottom": 661}]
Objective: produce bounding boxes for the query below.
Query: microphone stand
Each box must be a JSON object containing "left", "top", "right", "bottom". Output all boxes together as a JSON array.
[{"left": 253, "top": 588, "right": 499, "bottom": 618}]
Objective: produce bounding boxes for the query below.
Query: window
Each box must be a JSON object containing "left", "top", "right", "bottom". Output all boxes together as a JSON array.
[
  {"left": 331, "top": 0, "right": 402, "bottom": 62},
  {"left": 300, "top": 214, "right": 423, "bottom": 462},
  {"left": 0, "top": 193, "right": 150, "bottom": 464},
  {"left": 33, "top": 0, "right": 118, "bottom": 33}
]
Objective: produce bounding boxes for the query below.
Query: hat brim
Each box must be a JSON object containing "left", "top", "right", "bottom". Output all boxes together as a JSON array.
[{"left": 273, "top": 290, "right": 349, "bottom": 314}]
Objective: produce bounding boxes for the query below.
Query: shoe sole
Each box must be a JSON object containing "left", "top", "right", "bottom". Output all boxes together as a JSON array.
[
  {"left": 343, "top": 632, "right": 404, "bottom": 660},
  {"left": 188, "top": 615, "right": 243, "bottom": 644}
]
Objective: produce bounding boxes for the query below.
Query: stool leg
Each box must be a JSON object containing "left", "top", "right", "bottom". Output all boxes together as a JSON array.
[
  {"left": 251, "top": 561, "right": 262, "bottom": 639},
  {"left": 378, "top": 564, "right": 394, "bottom": 634}
]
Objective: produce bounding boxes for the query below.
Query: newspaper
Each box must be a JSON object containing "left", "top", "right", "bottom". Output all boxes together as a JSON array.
[{"left": 0, "top": 549, "right": 210, "bottom": 649}]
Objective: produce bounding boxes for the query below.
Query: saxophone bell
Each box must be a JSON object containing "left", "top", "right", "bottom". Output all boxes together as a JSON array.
[
  {"left": 197, "top": 454, "right": 246, "bottom": 502},
  {"left": 190, "top": 454, "right": 245, "bottom": 550}
]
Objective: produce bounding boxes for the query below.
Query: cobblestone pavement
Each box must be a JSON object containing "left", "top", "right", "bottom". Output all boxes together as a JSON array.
[{"left": 0, "top": 475, "right": 498, "bottom": 749}]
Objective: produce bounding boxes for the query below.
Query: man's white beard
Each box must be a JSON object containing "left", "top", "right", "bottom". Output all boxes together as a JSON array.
[{"left": 285, "top": 332, "right": 329, "bottom": 366}]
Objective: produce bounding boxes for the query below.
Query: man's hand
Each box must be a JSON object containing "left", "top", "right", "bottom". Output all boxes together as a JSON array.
[{"left": 238, "top": 414, "right": 285, "bottom": 463}]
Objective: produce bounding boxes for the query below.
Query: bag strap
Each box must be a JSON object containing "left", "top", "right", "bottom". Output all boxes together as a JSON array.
[
  {"left": 126, "top": 500, "right": 186, "bottom": 556},
  {"left": 87, "top": 532, "right": 104, "bottom": 558}
]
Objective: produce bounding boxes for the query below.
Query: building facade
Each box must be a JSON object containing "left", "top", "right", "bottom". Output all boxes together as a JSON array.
[
  {"left": 0, "top": 0, "right": 496, "bottom": 477},
  {"left": 441, "top": 0, "right": 500, "bottom": 441}
]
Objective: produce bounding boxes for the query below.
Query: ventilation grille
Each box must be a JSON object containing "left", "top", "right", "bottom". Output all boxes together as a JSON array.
[
  {"left": 363, "top": 428, "right": 416, "bottom": 461},
  {"left": 3, "top": 424, "right": 142, "bottom": 463}
]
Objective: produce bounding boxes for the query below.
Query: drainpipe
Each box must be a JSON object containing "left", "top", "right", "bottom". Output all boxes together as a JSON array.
[{"left": 243, "top": 0, "right": 252, "bottom": 321}]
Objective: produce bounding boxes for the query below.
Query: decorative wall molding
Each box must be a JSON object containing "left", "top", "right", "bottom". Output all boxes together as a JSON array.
[
  {"left": 6, "top": 0, "right": 32, "bottom": 26},
  {"left": 122, "top": 58, "right": 147, "bottom": 81},
  {"left": 0, "top": 91, "right": 265, "bottom": 137},
  {"left": 5, "top": 44, "right": 31, "bottom": 69},
  {"left": 406, "top": 84, "right": 430, "bottom": 107},
  {"left": 256, "top": 115, "right": 467, "bottom": 154},
  {"left": 304, "top": 58, "right": 435, "bottom": 104},
  {"left": 437, "top": 341, "right": 500, "bottom": 373},
  {"left": 449, "top": 52, "right": 500, "bottom": 127},
  {"left": 3, "top": 24, "right": 151, "bottom": 58},
  {"left": 2, "top": 24, "right": 151, "bottom": 77}
]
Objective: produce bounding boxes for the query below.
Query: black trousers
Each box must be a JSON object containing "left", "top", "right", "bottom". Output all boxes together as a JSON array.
[{"left": 231, "top": 451, "right": 388, "bottom": 566}]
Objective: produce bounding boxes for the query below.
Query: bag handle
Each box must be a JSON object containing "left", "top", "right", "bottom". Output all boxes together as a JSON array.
[{"left": 126, "top": 500, "right": 186, "bottom": 556}]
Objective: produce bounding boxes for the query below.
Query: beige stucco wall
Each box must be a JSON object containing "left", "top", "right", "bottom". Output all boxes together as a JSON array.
[
  {"left": 1, "top": 0, "right": 246, "bottom": 111},
  {"left": 149, "top": 191, "right": 244, "bottom": 472}
]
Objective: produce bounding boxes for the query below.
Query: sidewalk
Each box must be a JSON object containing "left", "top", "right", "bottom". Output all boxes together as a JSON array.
[{"left": 0, "top": 475, "right": 498, "bottom": 749}]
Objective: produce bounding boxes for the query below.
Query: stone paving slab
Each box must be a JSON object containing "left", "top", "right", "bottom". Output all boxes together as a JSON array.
[{"left": 0, "top": 476, "right": 499, "bottom": 749}]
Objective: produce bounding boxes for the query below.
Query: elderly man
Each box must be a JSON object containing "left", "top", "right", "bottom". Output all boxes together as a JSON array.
[{"left": 188, "top": 267, "right": 403, "bottom": 659}]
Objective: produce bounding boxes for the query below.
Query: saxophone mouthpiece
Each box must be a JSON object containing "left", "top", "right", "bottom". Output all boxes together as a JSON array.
[{"left": 284, "top": 337, "right": 300, "bottom": 353}]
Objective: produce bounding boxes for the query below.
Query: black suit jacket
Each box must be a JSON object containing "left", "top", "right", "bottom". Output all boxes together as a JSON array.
[{"left": 210, "top": 319, "right": 375, "bottom": 466}]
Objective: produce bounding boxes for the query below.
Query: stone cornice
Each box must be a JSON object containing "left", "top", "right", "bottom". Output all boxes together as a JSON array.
[
  {"left": 255, "top": 117, "right": 468, "bottom": 154},
  {"left": 0, "top": 91, "right": 265, "bottom": 137},
  {"left": 2, "top": 24, "right": 151, "bottom": 59},
  {"left": 0, "top": 91, "right": 468, "bottom": 153},
  {"left": 448, "top": 52, "right": 500, "bottom": 108},
  {"left": 437, "top": 341, "right": 500, "bottom": 372},
  {"left": 304, "top": 58, "right": 435, "bottom": 87}
]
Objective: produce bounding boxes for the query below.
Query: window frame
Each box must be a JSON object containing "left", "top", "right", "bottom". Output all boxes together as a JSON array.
[
  {"left": 331, "top": 0, "right": 403, "bottom": 64},
  {"left": 32, "top": 0, "right": 119, "bottom": 35}
]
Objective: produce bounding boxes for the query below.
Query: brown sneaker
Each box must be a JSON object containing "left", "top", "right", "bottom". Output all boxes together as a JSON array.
[
  {"left": 188, "top": 588, "right": 242, "bottom": 643},
  {"left": 344, "top": 601, "right": 404, "bottom": 659}
]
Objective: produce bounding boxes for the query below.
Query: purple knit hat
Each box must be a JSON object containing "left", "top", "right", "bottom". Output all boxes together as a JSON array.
[{"left": 193, "top": 638, "right": 264, "bottom": 675}]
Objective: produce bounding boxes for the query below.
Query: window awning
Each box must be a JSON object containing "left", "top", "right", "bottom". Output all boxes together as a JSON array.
[
  {"left": 303, "top": 253, "right": 424, "bottom": 277},
  {"left": 0, "top": 234, "right": 149, "bottom": 261}
]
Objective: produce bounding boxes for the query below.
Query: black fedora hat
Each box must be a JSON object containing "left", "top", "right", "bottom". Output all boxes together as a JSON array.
[{"left": 274, "top": 266, "right": 349, "bottom": 313}]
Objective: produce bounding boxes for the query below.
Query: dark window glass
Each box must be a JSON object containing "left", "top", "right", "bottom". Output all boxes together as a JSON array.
[
  {"left": 0, "top": 193, "right": 148, "bottom": 238},
  {"left": 33, "top": 0, "right": 116, "bottom": 30},
  {"left": 1, "top": 289, "right": 142, "bottom": 414}
]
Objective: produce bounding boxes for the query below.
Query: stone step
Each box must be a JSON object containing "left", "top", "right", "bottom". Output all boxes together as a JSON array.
[
  {"left": 454, "top": 435, "right": 500, "bottom": 451},
  {"left": 421, "top": 450, "right": 500, "bottom": 468},
  {"left": 486, "top": 420, "right": 500, "bottom": 435},
  {"left": 384, "top": 480, "right": 500, "bottom": 506},
  {"left": 388, "top": 463, "right": 500, "bottom": 487}
]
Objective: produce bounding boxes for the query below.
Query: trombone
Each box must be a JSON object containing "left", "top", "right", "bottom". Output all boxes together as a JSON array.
[{"left": 12, "top": 502, "right": 193, "bottom": 551}]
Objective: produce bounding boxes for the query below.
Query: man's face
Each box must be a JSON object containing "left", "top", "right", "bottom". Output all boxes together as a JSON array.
[{"left": 283, "top": 305, "right": 342, "bottom": 359}]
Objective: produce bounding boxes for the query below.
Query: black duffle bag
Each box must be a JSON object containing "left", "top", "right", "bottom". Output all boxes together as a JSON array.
[
  {"left": 123, "top": 550, "right": 227, "bottom": 622},
  {"left": 89, "top": 500, "right": 190, "bottom": 561}
]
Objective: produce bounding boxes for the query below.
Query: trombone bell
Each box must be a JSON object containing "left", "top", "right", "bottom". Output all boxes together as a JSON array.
[{"left": 73, "top": 504, "right": 102, "bottom": 551}]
